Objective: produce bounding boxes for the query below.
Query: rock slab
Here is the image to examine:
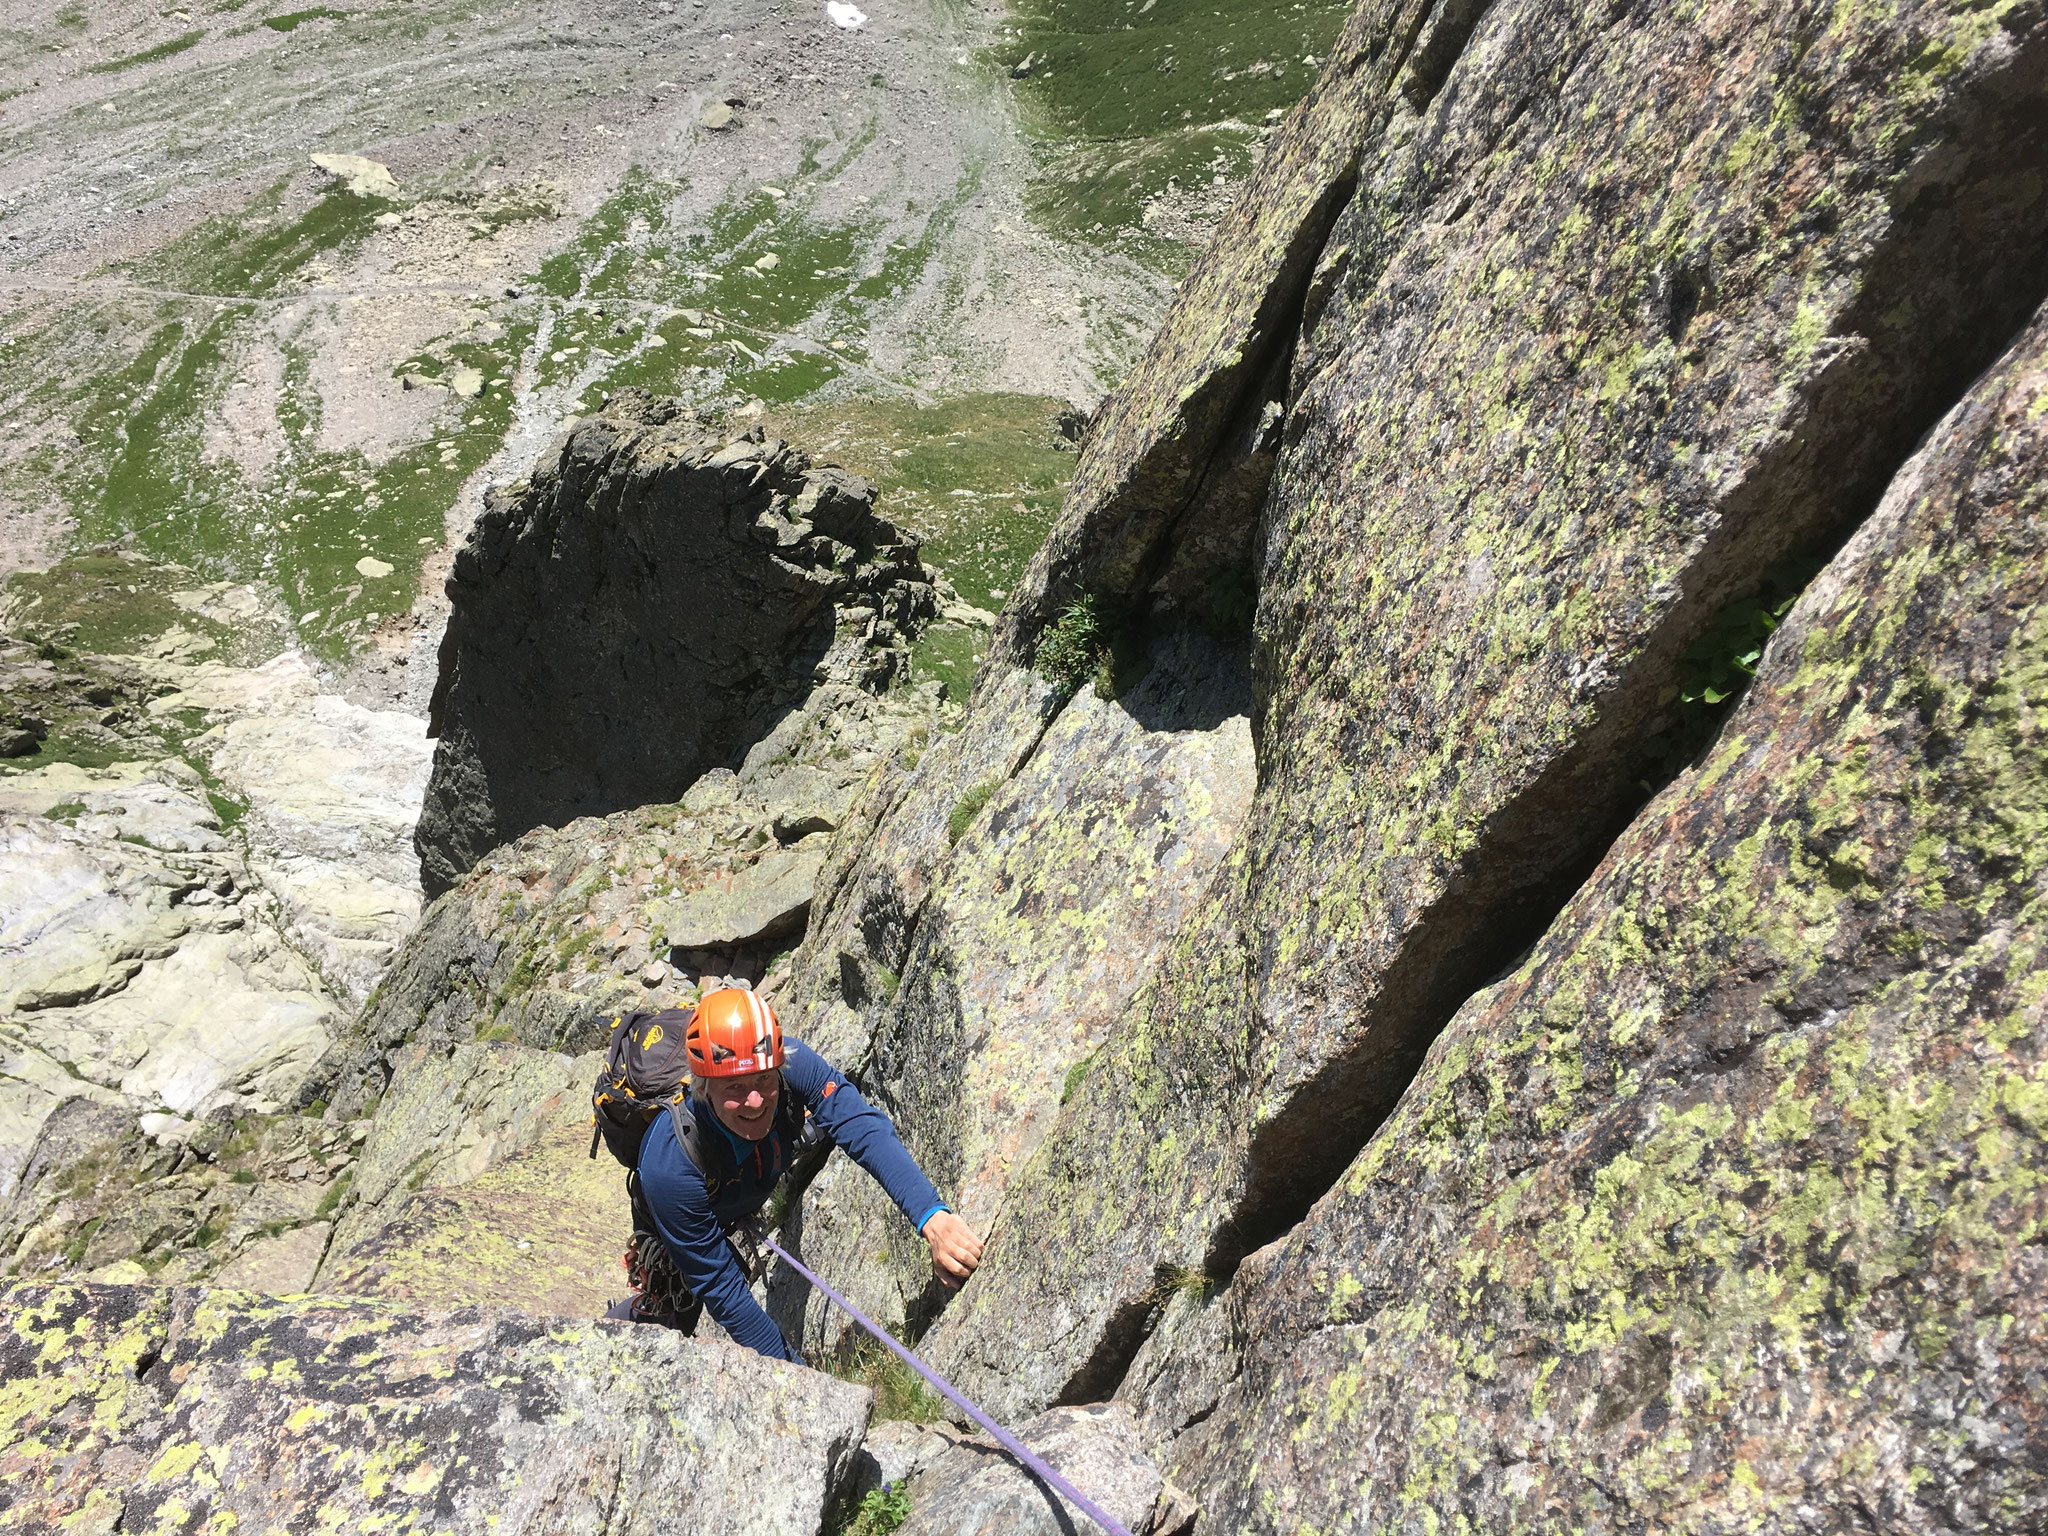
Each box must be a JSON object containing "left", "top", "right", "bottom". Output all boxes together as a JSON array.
[
  {"left": 1159, "top": 263, "right": 2048, "bottom": 1535},
  {"left": 0, "top": 1281, "right": 870, "bottom": 1536}
]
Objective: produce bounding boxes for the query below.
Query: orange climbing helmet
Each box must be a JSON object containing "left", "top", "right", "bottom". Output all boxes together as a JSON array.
[{"left": 685, "top": 987, "right": 785, "bottom": 1077}]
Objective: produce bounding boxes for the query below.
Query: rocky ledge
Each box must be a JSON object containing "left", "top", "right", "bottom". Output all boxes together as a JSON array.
[{"left": 0, "top": 1280, "right": 869, "bottom": 1535}]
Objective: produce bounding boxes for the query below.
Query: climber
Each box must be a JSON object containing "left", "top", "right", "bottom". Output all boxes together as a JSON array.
[{"left": 596, "top": 985, "right": 983, "bottom": 1361}]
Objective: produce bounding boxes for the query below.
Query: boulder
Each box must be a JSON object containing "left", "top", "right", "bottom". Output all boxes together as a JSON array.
[
  {"left": 0, "top": 1281, "right": 870, "bottom": 1535},
  {"left": 652, "top": 833, "right": 830, "bottom": 951},
  {"left": 913, "top": 0, "right": 2048, "bottom": 1422},
  {"left": 309, "top": 152, "right": 398, "bottom": 197},
  {"left": 209, "top": 1220, "right": 329, "bottom": 1293},
  {"left": 414, "top": 395, "right": 937, "bottom": 898},
  {"left": 894, "top": 1404, "right": 1176, "bottom": 1536},
  {"left": 1148, "top": 267, "right": 2048, "bottom": 1533}
]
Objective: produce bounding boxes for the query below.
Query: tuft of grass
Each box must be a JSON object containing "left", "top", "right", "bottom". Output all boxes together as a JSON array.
[
  {"left": 947, "top": 777, "right": 1000, "bottom": 846},
  {"left": 1151, "top": 1263, "right": 1215, "bottom": 1306},
  {"left": 41, "top": 802, "right": 88, "bottom": 822},
  {"left": 230, "top": 1168, "right": 258, "bottom": 1185},
  {"left": 831, "top": 1341, "right": 949, "bottom": 1424},
  {"left": 63, "top": 1218, "right": 103, "bottom": 1268},
  {"left": 89, "top": 29, "right": 203, "bottom": 72},
  {"left": 1032, "top": 594, "right": 1105, "bottom": 697},
  {"left": 838, "top": 1483, "right": 912, "bottom": 1536}
]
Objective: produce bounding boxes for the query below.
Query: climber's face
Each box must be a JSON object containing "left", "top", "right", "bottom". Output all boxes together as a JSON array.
[{"left": 700, "top": 1067, "right": 780, "bottom": 1141}]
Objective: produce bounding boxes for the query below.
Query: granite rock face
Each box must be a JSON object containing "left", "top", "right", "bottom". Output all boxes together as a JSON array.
[
  {"left": 0, "top": 1281, "right": 870, "bottom": 1536},
  {"left": 770, "top": 632, "right": 1255, "bottom": 1360},
  {"left": 1152, "top": 271, "right": 2048, "bottom": 1536},
  {"left": 415, "top": 393, "right": 938, "bottom": 898},
  {"left": 894, "top": 1403, "right": 1176, "bottom": 1536},
  {"left": 916, "top": 0, "right": 2048, "bottom": 1423}
]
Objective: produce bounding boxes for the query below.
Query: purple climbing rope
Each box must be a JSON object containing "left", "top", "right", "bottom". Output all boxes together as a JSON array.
[{"left": 762, "top": 1233, "right": 1134, "bottom": 1536}]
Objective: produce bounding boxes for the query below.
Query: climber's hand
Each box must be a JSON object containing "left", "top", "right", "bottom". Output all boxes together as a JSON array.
[{"left": 923, "top": 1211, "right": 983, "bottom": 1288}]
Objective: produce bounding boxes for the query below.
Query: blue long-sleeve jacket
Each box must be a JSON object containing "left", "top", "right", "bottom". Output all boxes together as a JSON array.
[{"left": 636, "top": 1036, "right": 946, "bottom": 1361}]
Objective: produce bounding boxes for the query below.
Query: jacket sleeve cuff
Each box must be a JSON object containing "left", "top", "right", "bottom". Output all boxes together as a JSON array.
[{"left": 915, "top": 1204, "right": 949, "bottom": 1233}]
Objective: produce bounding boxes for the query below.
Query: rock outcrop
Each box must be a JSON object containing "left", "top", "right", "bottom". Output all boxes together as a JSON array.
[
  {"left": 893, "top": 1403, "right": 1182, "bottom": 1536},
  {"left": 0, "top": 1281, "right": 870, "bottom": 1535},
  {"left": 415, "top": 393, "right": 938, "bottom": 898},
  {"left": 846, "top": 0, "right": 2048, "bottom": 1428},
  {"left": 326, "top": 678, "right": 943, "bottom": 1119},
  {"left": 773, "top": 631, "right": 1257, "bottom": 1359},
  {"left": 1, "top": 631, "right": 431, "bottom": 1297},
  {"left": 1150, "top": 275, "right": 2048, "bottom": 1536}
]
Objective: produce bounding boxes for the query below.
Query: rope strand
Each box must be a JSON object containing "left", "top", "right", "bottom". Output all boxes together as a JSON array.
[{"left": 763, "top": 1234, "right": 1135, "bottom": 1536}]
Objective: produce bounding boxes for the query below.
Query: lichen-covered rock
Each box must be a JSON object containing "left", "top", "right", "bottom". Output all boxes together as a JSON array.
[
  {"left": 0, "top": 1281, "right": 871, "bottom": 1535},
  {"left": 315, "top": 1039, "right": 630, "bottom": 1319},
  {"left": 654, "top": 832, "right": 832, "bottom": 951},
  {"left": 926, "top": 0, "right": 2048, "bottom": 1422},
  {"left": 779, "top": 665, "right": 1063, "bottom": 1074},
  {"left": 774, "top": 633, "right": 1254, "bottom": 1360},
  {"left": 2, "top": 1099, "right": 364, "bottom": 1290},
  {"left": 894, "top": 1403, "right": 1171, "bottom": 1536},
  {"left": 1155, "top": 278, "right": 2048, "bottom": 1533},
  {"left": 981, "top": 0, "right": 1454, "bottom": 670},
  {"left": 415, "top": 393, "right": 937, "bottom": 897}
]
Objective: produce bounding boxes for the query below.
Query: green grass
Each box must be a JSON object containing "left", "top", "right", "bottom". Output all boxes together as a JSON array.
[
  {"left": 830, "top": 1341, "right": 950, "bottom": 1424},
  {"left": 1033, "top": 594, "right": 1106, "bottom": 697},
  {"left": 262, "top": 7, "right": 347, "bottom": 30},
  {"left": 999, "top": 0, "right": 1349, "bottom": 260},
  {"left": 1059, "top": 1050, "right": 1095, "bottom": 1106},
  {"left": 837, "top": 1484, "right": 912, "bottom": 1536},
  {"left": 135, "top": 180, "right": 394, "bottom": 297},
  {"left": 89, "top": 30, "right": 204, "bottom": 72},
  {"left": 948, "top": 777, "right": 999, "bottom": 846},
  {"left": 313, "top": 1172, "right": 353, "bottom": 1218}
]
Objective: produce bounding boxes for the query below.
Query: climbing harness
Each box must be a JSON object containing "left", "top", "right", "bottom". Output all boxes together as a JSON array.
[{"left": 762, "top": 1232, "right": 1134, "bottom": 1536}]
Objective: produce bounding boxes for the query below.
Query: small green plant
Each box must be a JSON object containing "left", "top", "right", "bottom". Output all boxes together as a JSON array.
[
  {"left": 63, "top": 1218, "right": 103, "bottom": 1267},
  {"left": 839, "top": 1483, "right": 912, "bottom": 1536},
  {"left": 230, "top": 1168, "right": 258, "bottom": 1185},
  {"left": 475, "top": 1023, "right": 517, "bottom": 1043},
  {"left": 1032, "top": 594, "right": 1105, "bottom": 696},
  {"left": 314, "top": 1173, "right": 353, "bottom": 1218},
  {"left": 1060, "top": 1051, "right": 1095, "bottom": 1106},
  {"left": 876, "top": 966, "right": 902, "bottom": 1001},
  {"left": 947, "top": 777, "right": 1000, "bottom": 846},
  {"left": 42, "top": 801, "right": 88, "bottom": 822},
  {"left": 1638, "top": 556, "right": 1820, "bottom": 786},
  {"left": 193, "top": 1221, "right": 222, "bottom": 1248},
  {"left": 831, "top": 1342, "right": 948, "bottom": 1424}
]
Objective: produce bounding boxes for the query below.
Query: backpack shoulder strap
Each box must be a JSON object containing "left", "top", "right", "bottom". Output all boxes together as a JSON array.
[{"left": 666, "top": 1095, "right": 710, "bottom": 1178}]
